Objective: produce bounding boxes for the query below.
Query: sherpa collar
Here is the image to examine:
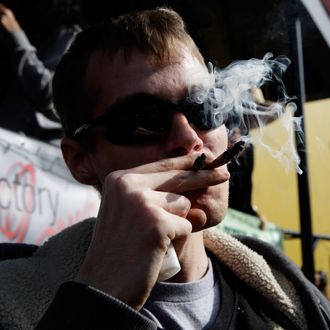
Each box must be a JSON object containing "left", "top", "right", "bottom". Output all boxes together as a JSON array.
[
  {"left": 0, "top": 218, "right": 306, "bottom": 330},
  {"left": 204, "top": 227, "right": 306, "bottom": 329}
]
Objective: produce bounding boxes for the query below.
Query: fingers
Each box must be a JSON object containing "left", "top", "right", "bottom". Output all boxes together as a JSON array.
[
  {"left": 99, "top": 179, "right": 194, "bottom": 241},
  {"left": 110, "top": 167, "right": 229, "bottom": 194},
  {"left": 139, "top": 191, "right": 194, "bottom": 237},
  {"left": 155, "top": 207, "right": 193, "bottom": 240},
  {"left": 155, "top": 167, "right": 230, "bottom": 192},
  {"left": 108, "top": 152, "right": 230, "bottom": 194},
  {"left": 187, "top": 208, "right": 207, "bottom": 232},
  {"left": 125, "top": 153, "right": 198, "bottom": 174},
  {"left": 0, "top": 4, "right": 20, "bottom": 32},
  {"left": 78, "top": 156, "right": 219, "bottom": 308},
  {"left": 145, "top": 190, "right": 191, "bottom": 218},
  {"left": 79, "top": 185, "right": 193, "bottom": 308}
]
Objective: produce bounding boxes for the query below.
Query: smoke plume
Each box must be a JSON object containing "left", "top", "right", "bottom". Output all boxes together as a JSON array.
[{"left": 188, "top": 52, "right": 303, "bottom": 174}]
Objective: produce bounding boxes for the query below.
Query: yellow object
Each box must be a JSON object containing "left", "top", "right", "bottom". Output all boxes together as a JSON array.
[{"left": 252, "top": 98, "right": 330, "bottom": 276}]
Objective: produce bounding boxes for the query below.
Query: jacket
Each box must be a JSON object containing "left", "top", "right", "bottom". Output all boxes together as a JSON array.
[{"left": 0, "top": 218, "right": 329, "bottom": 329}]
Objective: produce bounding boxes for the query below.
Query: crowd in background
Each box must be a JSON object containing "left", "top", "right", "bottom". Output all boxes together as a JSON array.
[{"left": 0, "top": 0, "right": 86, "bottom": 143}]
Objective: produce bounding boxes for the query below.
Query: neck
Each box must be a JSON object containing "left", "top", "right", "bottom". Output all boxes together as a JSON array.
[{"left": 168, "top": 231, "right": 208, "bottom": 283}]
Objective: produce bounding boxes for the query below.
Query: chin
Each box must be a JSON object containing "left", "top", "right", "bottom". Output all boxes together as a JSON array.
[{"left": 203, "top": 200, "right": 228, "bottom": 229}]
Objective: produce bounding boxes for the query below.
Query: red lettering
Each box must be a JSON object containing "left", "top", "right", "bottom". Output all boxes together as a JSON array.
[{"left": 0, "top": 162, "right": 35, "bottom": 242}]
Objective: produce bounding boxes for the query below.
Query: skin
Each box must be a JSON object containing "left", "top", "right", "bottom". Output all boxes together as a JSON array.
[
  {"left": 0, "top": 3, "right": 21, "bottom": 33},
  {"left": 61, "top": 46, "right": 230, "bottom": 310}
]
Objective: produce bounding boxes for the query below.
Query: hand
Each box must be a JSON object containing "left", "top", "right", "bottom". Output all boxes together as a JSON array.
[
  {"left": 75, "top": 154, "right": 229, "bottom": 310},
  {"left": 0, "top": 3, "right": 21, "bottom": 33}
]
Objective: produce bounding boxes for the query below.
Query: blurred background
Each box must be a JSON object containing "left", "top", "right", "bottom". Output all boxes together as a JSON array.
[{"left": 0, "top": 0, "right": 329, "bottom": 295}]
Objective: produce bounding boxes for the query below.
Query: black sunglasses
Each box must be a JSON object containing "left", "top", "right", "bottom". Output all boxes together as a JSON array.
[{"left": 74, "top": 93, "right": 227, "bottom": 145}]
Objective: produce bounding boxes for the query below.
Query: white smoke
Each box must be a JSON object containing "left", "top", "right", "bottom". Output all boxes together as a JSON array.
[{"left": 188, "top": 52, "right": 303, "bottom": 174}]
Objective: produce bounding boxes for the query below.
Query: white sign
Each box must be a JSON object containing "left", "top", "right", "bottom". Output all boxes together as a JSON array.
[
  {"left": 0, "top": 128, "right": 100, "bottom": 245},
  {"left": 301, "top": 0, "right": 330, "bottom": 48}
]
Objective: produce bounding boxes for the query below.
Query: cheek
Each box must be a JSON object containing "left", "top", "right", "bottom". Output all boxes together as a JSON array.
[
  {"left": 209, "top": 180, "right": 229, "bottom": 223},
  {"left": 202, "top": 125, "right": 228, "bottom": 155},
  {"left": 91, "top": 141, "right": 162, "bottom": 182},
  {"left": 113, "top": 146, "right": 162, "bottom": 170},
  {"left": 198, "top": 180, "right": 229, "bottom": 229}
]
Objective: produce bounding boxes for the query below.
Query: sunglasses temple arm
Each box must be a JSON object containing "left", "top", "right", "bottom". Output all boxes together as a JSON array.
[{"left": 74, "top": 114, "right": 109, "bottom": 138}]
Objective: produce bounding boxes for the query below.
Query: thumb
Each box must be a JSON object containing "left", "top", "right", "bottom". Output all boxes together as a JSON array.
[{"left": 187, "top": 208, "right": 207, "bottom": 232}]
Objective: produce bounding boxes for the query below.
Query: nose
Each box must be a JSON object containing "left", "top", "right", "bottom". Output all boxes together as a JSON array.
[{"left": 164, "top": 112, "right": 203, "bottom": 157}]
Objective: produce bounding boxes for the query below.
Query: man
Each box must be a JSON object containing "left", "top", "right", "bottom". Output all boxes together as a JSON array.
[{"left": 0, "top": 7, "right": 329, "bottom": 330}]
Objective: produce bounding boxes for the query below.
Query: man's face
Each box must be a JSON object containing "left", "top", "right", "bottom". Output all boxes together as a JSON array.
[{"left": 81, "top": 47, "right": 229, "bottom": 229}]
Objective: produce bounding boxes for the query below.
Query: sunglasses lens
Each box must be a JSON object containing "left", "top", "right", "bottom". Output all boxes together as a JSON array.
[
  {"left": 184, "top": 102, "right": 227, "bottom": 130},
  {"left": 104, "top": 100, "right": 174, "bottom": 144},
  {"left": 77, "top": 95, "right": 227, "bottom": 145}
]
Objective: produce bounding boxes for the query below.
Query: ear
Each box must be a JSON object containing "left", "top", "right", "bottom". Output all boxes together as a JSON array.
[{"left": 61, "top": 137, "right": 99, "bottom": 186}]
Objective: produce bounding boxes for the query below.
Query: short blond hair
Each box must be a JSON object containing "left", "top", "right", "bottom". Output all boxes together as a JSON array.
[{"left": 53, "top": 7, "right": 205, "bottom": 138}]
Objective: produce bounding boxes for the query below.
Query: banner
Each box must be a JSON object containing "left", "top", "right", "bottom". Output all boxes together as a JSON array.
[
  {"left": 0, "top": 128, "right": 100, "bottom": 245},
  {"left": 0, "top": 128, "right": 283, "bottom": 248}
]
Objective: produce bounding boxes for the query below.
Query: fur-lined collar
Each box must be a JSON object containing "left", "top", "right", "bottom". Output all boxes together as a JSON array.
[{"left": 0, "top": 219, "right": 306, "bottom": 330}]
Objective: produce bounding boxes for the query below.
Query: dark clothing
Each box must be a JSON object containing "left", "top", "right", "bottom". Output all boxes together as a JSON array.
[
  {"left": 228, "top": 144, "right": 257, "bottom": 216},
  {"left": 0, "top": 26, "right": 80, "bottom": 141},
  {"left": 36, "top": 257, "right": 330, "bottom": 330},
  {"left": 0, "top": 219, "right": 329, "bottom": 330}
]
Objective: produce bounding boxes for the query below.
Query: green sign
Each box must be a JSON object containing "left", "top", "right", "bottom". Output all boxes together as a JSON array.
[{"left": 216, "top": 208, "right": 283, "bottom": 249}]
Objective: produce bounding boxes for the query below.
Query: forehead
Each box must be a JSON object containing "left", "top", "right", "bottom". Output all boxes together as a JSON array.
[{"left": 84, "top": 48, "right": 209, "bottom": 117}]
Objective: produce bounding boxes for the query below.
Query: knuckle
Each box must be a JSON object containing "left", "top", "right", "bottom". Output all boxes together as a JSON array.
[
  {"left": 152, "top": 226, "right": 173, "bottom": 246},
  {"left": 159, "top": 236, "right": 172, "bottom": 250},
  {"left": 147, "top": 227, "right": 171, "bottom": 251},
  {"left": 156, "top": 157, "right": 176, "bottom": 171},
  {"left": 104, "top": 171, "right": 143, "bottom": 199},
  {"left": 106, "top": 169, "right": 124, "bottom": 181},
  {"left": 207, "top": 168, "right": 230, "bottom": 183},
  {"left": 110, "top": 172, "right": 139, "bottom": 191},
  {"left": 130, "top": 189, "right": 149, "bottom": 205},
  {"left": 145, "top": 207, "right": 170, "bottom": 234}
]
